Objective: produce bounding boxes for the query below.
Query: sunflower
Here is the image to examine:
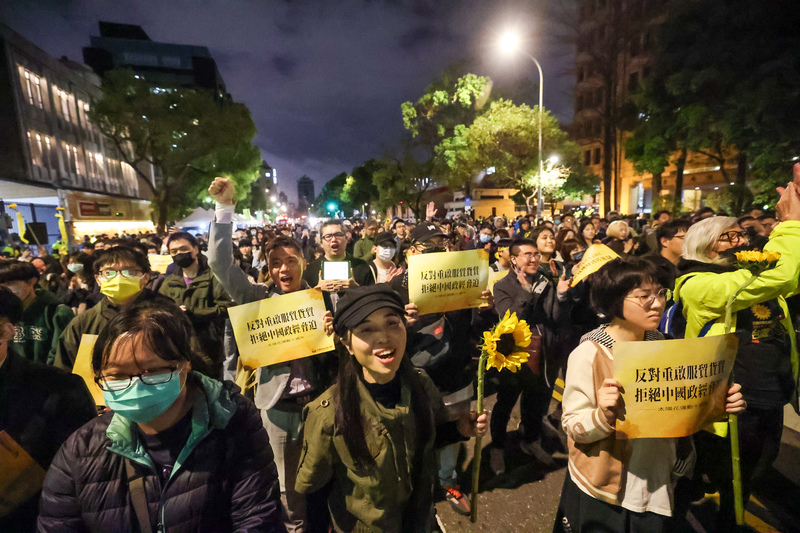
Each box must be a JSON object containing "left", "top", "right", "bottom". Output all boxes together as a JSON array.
[
  {"left": 735, "top": 250, "right": 782, "bottom": 275},
  {"left": 480, "top": 310, "right": 533, "bottom": 373},
  {"left": 750, "top": 303, "right": 771, "bottom": 320}
]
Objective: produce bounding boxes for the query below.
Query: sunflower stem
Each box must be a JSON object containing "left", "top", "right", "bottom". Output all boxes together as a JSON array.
[{"left": 470, "top": 352, "right": 487, "bottom": 523}]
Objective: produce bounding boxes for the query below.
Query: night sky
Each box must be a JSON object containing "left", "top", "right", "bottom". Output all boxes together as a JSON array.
[{"left": 1, "top": 0, "right": 575, "bottom": 204}]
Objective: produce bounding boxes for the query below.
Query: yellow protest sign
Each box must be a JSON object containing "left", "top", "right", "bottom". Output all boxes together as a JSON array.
[
  {"left": 614, "top": 334, "right": 737, "bottom": 439},
  {"left": 147, "top": 254, "right": 174, "bottom": 273},
  {"left": 228, "top": 288, "right": 334, "bottom": 370},
  {"left": 73, "top": 334, "right": 104, "bottom": 406},
  {"left": 570, "top": 244, "right": 619, "bottom": 286},
  {"left": 487, "top": 269, "right": 508, "bottom": 295},
  {"left": 408, "top": 249, "right": 489, "bottom": 315},
  {"left": 0, "top": 431, "right": 46, "bottom": 517}
]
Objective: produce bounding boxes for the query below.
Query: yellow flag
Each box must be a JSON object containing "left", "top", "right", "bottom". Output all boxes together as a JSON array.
[
  {"left": 570, "top": 244, "right": 619, "bottom": 286},
  {"left": 72, "top": 334, "right": 104, "bottom": 406},
  {"left": 228, "top": 288, "right": 334, "bottom": 371},
  {"left": 487, "top": 269, "right": 508, "bottom": 295},
  {"left": 408, "top": 249, "right": 490, "bottom": 315},
  {"left": 0, "top": 431, "right": 46, "bottom": 517},
  {"left": 56, "top": 212, "right": 68, "bottom": 244},
  {"left": 613, "top": 334, "right": 737, "bottom": 439}
]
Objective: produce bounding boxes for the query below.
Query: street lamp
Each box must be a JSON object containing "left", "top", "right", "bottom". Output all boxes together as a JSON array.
[{"left": 499, "top": 29, "right": 544, "bottom": 220}]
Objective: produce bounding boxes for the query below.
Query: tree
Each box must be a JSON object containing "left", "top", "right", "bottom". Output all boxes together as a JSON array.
[
  {"left": 372, "top": 141, "right": 435, "bottom": 221},
  {"left": 436, "top": 99, "right": 595, "bottom": 212},
  {"left": 89, "top": 69, "right": 261, "bottom": 233}
]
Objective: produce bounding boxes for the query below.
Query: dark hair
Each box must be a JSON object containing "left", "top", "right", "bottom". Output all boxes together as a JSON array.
[
  {"left": 165, "top": 232, "right": 199, "bottom": 250},
  {"left": 590, "top": 257, "right": 658, "bottom": 320},
  {"left": 577, "top": 219, "right": 595, "bottom": 248},
  {"left": 555, "top": 226, "right": 575, "bottom": 253},
  {"left": 656, "top": 219, "right": 692, "bottom": 248},
  {"left": 0, "top": 260, "right": 40, "bottom": 283},
  {"left": 0, "top": 286, "right": 24, "bottom": 324},
  {"left": 321, "top": 220, "right": 344, "bottom": 233},
  {"left": 653, "top": 210, "right": 671, "bottom": 221},
  {"left": 509, "top": 238, "right": 537, "bottom": 257},
  {"left": 757, "top": 213, "right": 776, "bottom": 221},
  {"left": 559, "top": 238, "right": 585, "bottom": 265},
  {"left": 334, "top": 315, "right": 432, "bottom": 468},
  {"left": 92, "top": 298, "right": 198, "bottom": 375},
  {"left": 264, "top": 235, "right": 303, "bottom": 258},
  {"left": 479, "top": 223, "right": 494, "bottom": 233},
  {"left": 530, "top": 225, "right": 554, "bottom": 245},
  {"left": 66, "top": 251, "right": 95, "bottom": 281},
  {"left": 93, "top": 246, "right": 152, "bottom": 275}
]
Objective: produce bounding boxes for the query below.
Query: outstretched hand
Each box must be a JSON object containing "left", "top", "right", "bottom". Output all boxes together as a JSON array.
[{"left": 776, "top": 183, "right": 800, "bottom": 222}]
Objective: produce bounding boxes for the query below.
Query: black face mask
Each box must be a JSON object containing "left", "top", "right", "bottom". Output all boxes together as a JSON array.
[
  {"left": 718, "top": 242, "right": 756, "bottom": 259},
  {"left": 172, "top": 252, "right": 195, "bottom": 268}
]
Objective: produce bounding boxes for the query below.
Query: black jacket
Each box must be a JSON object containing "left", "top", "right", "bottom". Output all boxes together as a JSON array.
[
  {"left": 0, "top": 351, "right": 96, "bottom": 532},
  {"left": 38, "top": 376, "right": 286, "bottom": 533}
]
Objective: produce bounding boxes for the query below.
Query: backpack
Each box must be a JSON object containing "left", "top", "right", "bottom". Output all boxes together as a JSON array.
[{"left": 659, "top": 274, "right": 713, "bottom": 338}]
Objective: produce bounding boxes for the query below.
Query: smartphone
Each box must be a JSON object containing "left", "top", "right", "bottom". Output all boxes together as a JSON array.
[{"left": 322, "top": 260, "right": 350, "bottom": 281}]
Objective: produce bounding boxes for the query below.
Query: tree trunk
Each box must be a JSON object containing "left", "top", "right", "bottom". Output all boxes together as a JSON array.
[
  {"left": 652, "top": 171, "right": 663, "bottom": 197},
  {"left": 736, "top": 152, "right": 747, "bottom": 186},
  {"left": 674, "top": 148, "right": 687, "bottom": 212}
]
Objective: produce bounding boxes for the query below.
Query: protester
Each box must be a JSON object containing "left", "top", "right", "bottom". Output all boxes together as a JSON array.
[
  {"left": 674, "top": 176, "right": 800, "bottom": 531},
  {"left": 302, "top": 220, "right": 365, "bottom": 293},
  {"left": 554, "top": 257, "right": 745, "bottom": 533},
  {"left": 530, "top": 225, "right": 566, "bottom": 280},
  {"left": 353, "top": 230, "right": 404, "bottom": 286},
  {"left": 63, "top": 251, "right": 102, "bottom": 314},
  {"left": 491, "top": 237, "right": 513, "bottom": 272},
  {"left": 0, "top": 287, "right": 96, "bottom": 532},
  {"left": 0, "top": 260, "right": 74, "bottom": 365},
  {"left": 207, "top": 176, "right": 337, "bottom": 532},
  {"left": 37, "top": 299, "right": 285, "bottom": 532},
  {"left": 156, "top": 232, "right": 233, "bottom": 380},
  {"left": 295, "top": 284, "right": 488, "bottom": 532},
  {"left": 577, "top": 219, "right": 597, "bottom": 249},
  {"left": 642, "top": 219, "right": 690, "bottom": 290},
  {"left": 353, "top": 218, "right": 379, "bottom": 262}
]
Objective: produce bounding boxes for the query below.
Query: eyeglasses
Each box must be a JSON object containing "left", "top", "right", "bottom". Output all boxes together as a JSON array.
[
  {"left": 626, "top": 288, "right": 669, "bottom": 309},
  {"left": 321, "top": 232, "right": 346, "bottom": 242},
  {"left": 98, "top": 269, "right": 144, "bottom": 280},
  {"left": 95, "top": 366, "right": 181, "bottom": 391},
  {"left": 718, "top": 231, "right": 747, "bottom": 243},
  {"left": 517, "top": 251, "right": 542, "bottom": 260}
]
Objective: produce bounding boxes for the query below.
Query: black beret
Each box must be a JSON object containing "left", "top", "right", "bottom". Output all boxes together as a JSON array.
[{"left": 333, "top": 284, "right": 405, "bottom": 336}]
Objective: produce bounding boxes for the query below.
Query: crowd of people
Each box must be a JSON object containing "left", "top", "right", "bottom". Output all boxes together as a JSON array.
[{"left": 0, "top": 169, "right": 799, "bottom": 533}]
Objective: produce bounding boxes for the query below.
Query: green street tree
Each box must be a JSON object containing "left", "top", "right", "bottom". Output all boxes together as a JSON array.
[
  {"left": 436, "top": 99, "right": 595, "bottom": 212},
  {"left": 372, "top": 140, "right": 436, "bottom": 221},
  {"left": 88, "top": 69, "right": 261, "bottom": 233},
  {"left": 313, "top": 160, "right": 381, "bottom": 217}
]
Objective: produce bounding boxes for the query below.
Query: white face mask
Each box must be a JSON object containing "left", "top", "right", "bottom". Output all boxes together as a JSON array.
[{"left": 376, "top": 246, "right": 396, "bottom": 261}]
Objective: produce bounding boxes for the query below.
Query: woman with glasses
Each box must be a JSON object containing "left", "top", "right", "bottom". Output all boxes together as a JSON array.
[
  {"left": 674, "top": 177, "right": 800, "bottom": 531},
  {"left": 554, "top": 257, "right": 745, "bottom": 533},
  {"left": 38, "top": 298, "right": 285, "bottom": 533}
]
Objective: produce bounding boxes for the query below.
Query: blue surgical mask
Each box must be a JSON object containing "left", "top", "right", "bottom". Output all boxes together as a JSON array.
[
  {"left": 102, "top": 369, "right": 185, "bottom": 424},
  {"left": 479, "top": 233, "right": 492, "bottom": 244}
]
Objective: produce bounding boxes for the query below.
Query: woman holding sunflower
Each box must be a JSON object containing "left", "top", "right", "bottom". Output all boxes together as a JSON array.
[
  {"left": 673, "top": 173, "right": 800, "bottom": 531},
  {"left": 554, "top": 257, "right": 745, "bottom": 533},
  {"left": 295, "top": 284, "right": 488, "bottom": 532}
]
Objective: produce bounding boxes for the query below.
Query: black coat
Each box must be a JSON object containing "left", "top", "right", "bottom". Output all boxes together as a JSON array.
[
  {"left": 38, "top": 377, "right": 286, "bottom": 533},
  {"left": 0, "top": 351, "right": 96, "bottom": 532}
]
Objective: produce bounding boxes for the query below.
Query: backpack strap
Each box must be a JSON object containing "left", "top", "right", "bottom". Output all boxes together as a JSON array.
[{"left": 125, "top": 459, "right": 152, "bottom": 533}]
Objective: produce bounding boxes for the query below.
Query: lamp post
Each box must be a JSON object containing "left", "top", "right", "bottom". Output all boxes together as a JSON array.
[{"left": 499, "top": 31, "right": 544, "bottom": 220}]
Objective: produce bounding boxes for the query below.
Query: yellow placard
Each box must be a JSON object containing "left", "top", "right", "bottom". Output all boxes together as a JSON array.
[
  {"left": 570, "top": 244, "right": 619, "bottom": 286},
  {"left": 73, "top": 334, "right": 104, "bottom": 406},
  {"left": 0, "top": 431, "right": 46, "bottom": 517},
  {"left": 147, "top": 254, "right": 174, "bottom": 273},
  {"left": 487, "top": 268, "right": 509, "bottom": 295},
  {"left": 408, "top": 249, "right": 489, "bottom": 315},
  {"left": 228, "top": 288, "right": 334, "bottom": 370},
  {"left": 613, "top": 334, "right": 737, "bottom": 439}
]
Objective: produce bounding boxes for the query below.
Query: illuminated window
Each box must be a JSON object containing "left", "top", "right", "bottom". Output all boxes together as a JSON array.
[
  {"left": 34, "top": 76, "right": 44, "bottom": 108},
  {"left": 43, "top": 137, "right": 52, "bottom": 169},
  {"left": 72, "top": 146, "right": 81, "bottom": 175},
  {"left": 23, "top": 70, "right": 34, "bottom": 105}
]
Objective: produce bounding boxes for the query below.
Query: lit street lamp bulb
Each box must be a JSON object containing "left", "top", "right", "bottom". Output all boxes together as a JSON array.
[
  {"left": 549, "top": 155, "right": 560, "bottom": 164},
  {"left": 499, "top": 31, "right": 520, "bottom": 54}
]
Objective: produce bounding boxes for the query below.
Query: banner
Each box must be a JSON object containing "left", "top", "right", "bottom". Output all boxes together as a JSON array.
[
  {"left": 73, "top": 334, "right": 104, "bottom": 406},
  {"left": 570, "top": 244, "right": 619, "bottom": 286},
  {"left": 487, "top": 268, "right": 508, "bottom": 295},
  {"left": 614, "top": 334, "right": 737, "bottom": 439},
  {"left": 228, "top": 288, "right": 334, "bottom": 370},
  {"left": 147, "top": 254, "right": 174, "bottom": 273},
  {"left": 0, "top": 431, "right": 46, "bottom": 517},
  {"left": 408, "top": 249, "right": 489, "bottom": 315}
]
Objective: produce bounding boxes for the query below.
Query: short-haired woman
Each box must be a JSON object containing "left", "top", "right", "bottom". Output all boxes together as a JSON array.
[
  {"left": 674, "top": 176, "right": 800, "bottom": 531},
  {"left": 296, "top": 284, "right": 487, "bottom": 531},
  {"left": 554, "top": 257, "right": 745, "bottom": 532},
  {"left": 38, "top": 299, "right": 285, "bottom": 532}
]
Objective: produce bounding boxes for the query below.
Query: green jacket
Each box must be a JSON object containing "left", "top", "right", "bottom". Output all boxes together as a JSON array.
[
  {"left": 296, "top": 371, "right": 448, "bottom": 533},
  {"left": 156, "top": 258, "right": 232, "bottom": 367},
  {"left": 674, "top": 220, "right": 800, "bottom": 420},
  {"left": 353, "top": 236, "right": 375, "bottom": 263},
  {"left": 10, "top": 290, "right": 74, "bottom": 365}
]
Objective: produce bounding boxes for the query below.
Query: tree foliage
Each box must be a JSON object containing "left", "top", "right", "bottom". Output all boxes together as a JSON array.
[
  {"left": 436, "top": 99, "right": 595, "bottom": 212},
  {"left": 89, "top": 69, "right": 261, "bottom": 233}
]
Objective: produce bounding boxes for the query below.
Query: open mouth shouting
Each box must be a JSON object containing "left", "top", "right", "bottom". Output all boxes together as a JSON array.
[{"left": 374, "top": 348, "right": 396, "bottom": 365}]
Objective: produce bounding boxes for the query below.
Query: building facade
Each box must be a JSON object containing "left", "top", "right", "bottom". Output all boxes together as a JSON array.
[
  {"left": 83, "top": 22, "right": 227, "bottom": 97},
  {"left": 297, "top": 176, "right": 314, "bottom": 206},
  {"left": 0, "top": 23, "right": 155, "bottom": 246},
  {"left": 571, "top": 0, "right": 731, "bottom": 214}
]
